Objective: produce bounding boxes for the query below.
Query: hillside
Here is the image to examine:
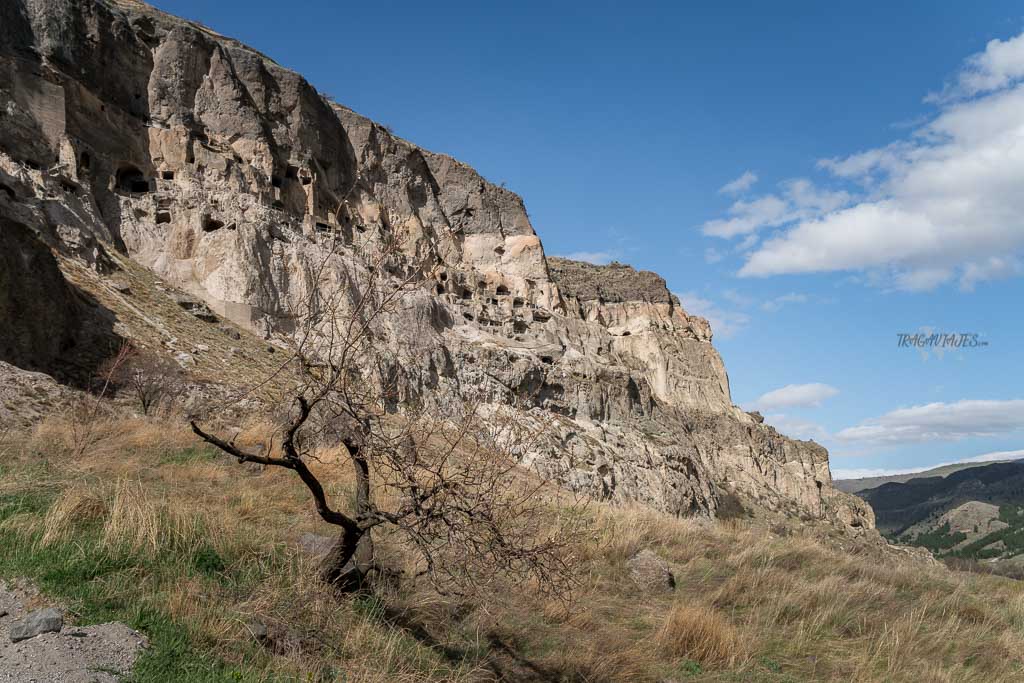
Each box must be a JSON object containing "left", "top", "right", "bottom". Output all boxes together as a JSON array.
[
  {"left": 855, "top": 461, "right": 1024, "bottom": 565},
  {"left": 835, "top": 458, "right": 1024, "bottom": 494},
  {"left": 3, "top": 417, "right": 1024, "bottom": 682}
]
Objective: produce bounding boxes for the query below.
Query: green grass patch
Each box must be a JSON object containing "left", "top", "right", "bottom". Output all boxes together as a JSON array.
[
  {"left": 0, "top": 490, "right": 273, "bottom": 682},
  {"left": 157, "top": 445, "right": 220, "bottom": 465}
]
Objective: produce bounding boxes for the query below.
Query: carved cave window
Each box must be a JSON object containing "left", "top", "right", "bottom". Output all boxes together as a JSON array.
[{"left": 117, "top": 166, "right": 150, "bottom": 193}]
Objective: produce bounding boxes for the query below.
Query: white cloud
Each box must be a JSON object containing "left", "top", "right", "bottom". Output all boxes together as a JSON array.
[
  {"left": 735, "top": 233, "right": 760, "bottom": 252},
  {"left": 704, "top": 247, "right": 724, "bottom": 264},
  {"left": 704, "top": 32, "right": 1024, "bottom": 291},
  {"left": 960, "top": 256, "right": 1022, "bottom": 291},
  {"left": 760, "top": 292, "right": 808, "bottom": 312},
  {"left": 703, "top": 195, "right": 790, "bottom": 238},
  {"left": 676, "top": 291, "right": 750, "bottom": 339},
  {"left": 562, "top": 251, "right": 615, "bottom": 265},
  {"left": 927, "top": 32, "right": 1024, "bottom": 102},
  {"left": 719, "top": 170, "right": 759, "bottom": 195},
  {"left": 763, "top": 414, "right": 829, "bottom": 442},
  {"left": 833, "top": 448, "right": 1024, "bottom": 480},
  {"left": 702, "top": 179, "right": 850, "bottom": 239},
  {"left": 750, "top": 383, "right": 840, "bottom": 411},
  {"left": 720, "top": 288, "right": 754, "bottom": 307},
  {"left": 836, "top": 399, "right": 1024, "bottom": 444}
]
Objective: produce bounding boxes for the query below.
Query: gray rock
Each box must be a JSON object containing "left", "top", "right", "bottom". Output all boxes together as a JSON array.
[
  {"left": 9, "top": 608, "right": 63, "bottom": 642},
  {"left": 627, "top": 550, "right": 675, "bottom": 593},
  {"left": 246, "top": 620, "right": 269, "bottom": 644},
  {"left": 297, "top": 532, "right": 335, "bottom": 559},
  {"left": 547, "top": 257, "right": 675, "bottom": 305}
]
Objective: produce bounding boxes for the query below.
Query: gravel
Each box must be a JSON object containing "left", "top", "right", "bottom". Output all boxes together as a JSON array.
[{"left": 0, "top": 580, "right": 148, "bottom": 682}]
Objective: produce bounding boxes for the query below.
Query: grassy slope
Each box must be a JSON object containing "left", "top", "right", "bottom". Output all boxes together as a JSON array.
[{"left": 3, "top": 417, "right": 1024, "bottom": 682}]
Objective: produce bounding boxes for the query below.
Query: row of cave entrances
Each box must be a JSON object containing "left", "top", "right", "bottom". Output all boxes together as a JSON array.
[
  {"left": 113, "top": 163, "right": 231, "bottom": 232},
  {"left": 111, "top": 160, "right": 321, "bottom": 233},
  {"left": 114, "top": 164, "right": 176, "bottom": 194}
]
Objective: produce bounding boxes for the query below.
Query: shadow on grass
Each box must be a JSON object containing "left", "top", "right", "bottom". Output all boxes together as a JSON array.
[{"left": 374, "top": 600, "right": 581, "bottom": 683}]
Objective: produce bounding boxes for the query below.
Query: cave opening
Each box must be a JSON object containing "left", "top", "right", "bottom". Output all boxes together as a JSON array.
[{"left": 117, "top": 166, "right": 150, "bottom": 193}]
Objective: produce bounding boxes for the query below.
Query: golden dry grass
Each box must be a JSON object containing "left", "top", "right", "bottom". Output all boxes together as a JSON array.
[
  {"left": 656, "top": 604, "right": 742, "bottom": 666},
  {"left": 3, "top": 414, "right": 1024, "bottom": 682}
]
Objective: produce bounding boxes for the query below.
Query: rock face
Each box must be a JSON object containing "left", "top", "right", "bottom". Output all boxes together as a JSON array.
[{"left": 0, "top": 0, "right": 872, "bottom": 529}]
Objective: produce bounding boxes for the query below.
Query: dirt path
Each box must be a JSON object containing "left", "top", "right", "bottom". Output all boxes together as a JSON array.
[{"left": 0, "top": 580, "right": 147, "bottom": 682}]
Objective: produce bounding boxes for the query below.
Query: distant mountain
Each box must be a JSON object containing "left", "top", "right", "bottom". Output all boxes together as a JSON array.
[
  {"left": 854, "top": 461, "right": 1024, "bottom": 562},
  {"left": 835, "top": 458, "right": 1024, "bottom": 494}
]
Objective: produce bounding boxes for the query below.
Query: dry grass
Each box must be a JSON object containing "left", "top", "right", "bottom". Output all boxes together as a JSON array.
[
  {"left": 3, "top": 414, "right": 1024, "bottom": 682},
  {"left": 656, "top": 604, "right": 742, "bottom": 666}
]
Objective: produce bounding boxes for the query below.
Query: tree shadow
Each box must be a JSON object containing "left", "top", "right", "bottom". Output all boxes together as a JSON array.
[{"left": 378, "top": 603, "right": 582, "bottom": 682}]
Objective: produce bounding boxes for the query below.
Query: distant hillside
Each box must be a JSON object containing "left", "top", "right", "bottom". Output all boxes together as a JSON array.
[
  {"left": 855, "top": 461, "right": 1024, "bottom": 563},
  {"left": 835, "top": 458, "right": 1024, "bottom": 494}
]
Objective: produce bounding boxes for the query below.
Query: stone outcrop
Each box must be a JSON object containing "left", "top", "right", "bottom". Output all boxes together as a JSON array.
[
  {"left": 0, "top": 0, "right": 872, "bottom": 530},
  {"left": 0, "top": 215, "right": 117, "bottom": 382}
]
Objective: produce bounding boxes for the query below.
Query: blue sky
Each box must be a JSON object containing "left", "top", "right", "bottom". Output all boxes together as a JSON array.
[{"left": 153, "top": 0, "right": 1024, "bottom": 478}]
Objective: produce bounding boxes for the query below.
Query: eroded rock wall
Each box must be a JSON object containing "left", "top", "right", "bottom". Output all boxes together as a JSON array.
[{"left": 0, "top": 0, "right": 872, "bottom": 529}]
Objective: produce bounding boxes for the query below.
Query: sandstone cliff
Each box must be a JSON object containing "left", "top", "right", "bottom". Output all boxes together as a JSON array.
[{"left": 0, "top": 0, "right": 872, "bottom": 529}]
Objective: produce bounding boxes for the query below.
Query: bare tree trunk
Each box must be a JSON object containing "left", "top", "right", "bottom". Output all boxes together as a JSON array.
[
  {"left": 319, "top": 527, "right": 373, "bottom": 590},
  {"left": 320, "top": 442, "right": 375, "bottom": 590}
]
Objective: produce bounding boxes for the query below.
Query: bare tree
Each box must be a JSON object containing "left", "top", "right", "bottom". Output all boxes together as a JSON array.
[
  {"left": 66, "top": 341, "right": 133, "bottom": 457},
  {"left": 191, "top": 232, "right": 583, "bottom": 595},
  {"left": 100, "top": 345, "right": 183, "bottom": 416}
]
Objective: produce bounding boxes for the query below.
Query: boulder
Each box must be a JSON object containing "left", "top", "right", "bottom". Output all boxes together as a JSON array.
[
  {"left": 297, "top": 532, "right": 335, "bottom": 559},
  {"left": 172, "top": 294, "right": 218, "bottom": 322},
  {"left": 628, "top": 549, "right": 675, "bottom": 593},
  {"left": 9, "top": 607, "right": 63, "bottom": 642}
]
